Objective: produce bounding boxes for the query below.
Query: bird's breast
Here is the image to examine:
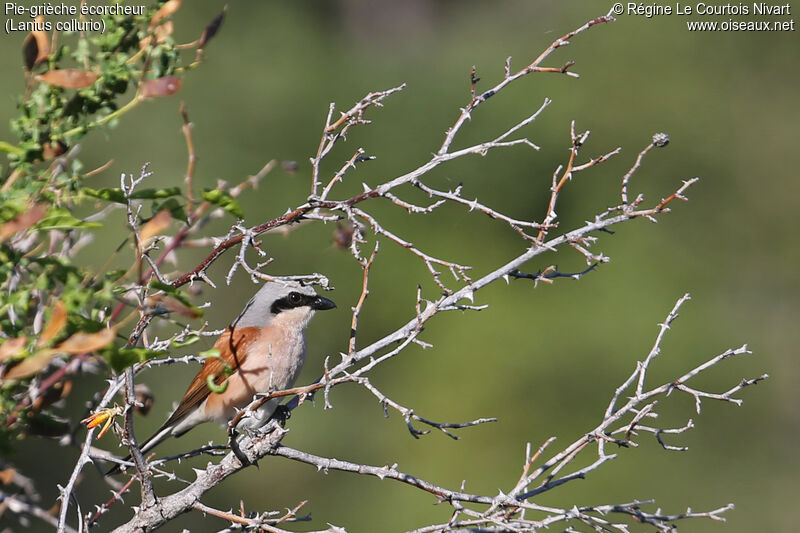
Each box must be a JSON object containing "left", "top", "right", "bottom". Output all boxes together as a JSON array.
[
  {"left": 202, "top": 325, "right": 307, "bottom": 422},
  {"left": 242, "top": 325, "right": 307, "bottom": 390}
]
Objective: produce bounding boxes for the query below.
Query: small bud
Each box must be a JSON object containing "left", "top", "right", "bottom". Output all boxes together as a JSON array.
[
  {"left": 134, "top": 384, "right": 154, "bottom": 416},
  {"left": 31, "top": 380, "right": 72, "bottom": 412},
  {"left": 652, "top": 132, "right": 670, "bottom": 147},
  {"left": 42, "top": 141, "right": 67, "bottom": 160},
  {"left": 333, "top": 223, "right": 355, "bottom": 250}
]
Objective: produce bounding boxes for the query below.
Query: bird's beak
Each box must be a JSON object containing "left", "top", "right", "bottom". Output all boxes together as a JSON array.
[{"left": 311, "top": 295, "right": 336, "bottom": 311}]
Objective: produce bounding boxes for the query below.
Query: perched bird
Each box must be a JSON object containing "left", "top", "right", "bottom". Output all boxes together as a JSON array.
[{"left": 109, "top": 281, "right": 335, "bottom": 474}]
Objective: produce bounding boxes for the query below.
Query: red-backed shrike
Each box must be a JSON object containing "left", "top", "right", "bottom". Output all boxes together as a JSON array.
[{"left": 110, "top": 282, "right": 335, "bottom": 473}]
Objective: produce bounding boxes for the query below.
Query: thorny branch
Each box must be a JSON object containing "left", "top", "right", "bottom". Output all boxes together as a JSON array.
[
  {"left": 38, "top": 7, "right": 762, "bottom": 533},
  {"left": 268, "top": 295, "right": 761, "bottom": 533}
]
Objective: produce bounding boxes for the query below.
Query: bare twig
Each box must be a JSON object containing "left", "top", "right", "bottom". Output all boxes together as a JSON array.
[{"left": 61, "top": 8, "right": 761, "bottom": 533}]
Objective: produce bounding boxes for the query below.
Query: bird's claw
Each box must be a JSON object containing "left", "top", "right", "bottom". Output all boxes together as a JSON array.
[
  {"left": 271, "top": 404, "right": 291, "bottom": 427},
  {"left": 228, "top": 404, "right": 291, "bottom": 467}
]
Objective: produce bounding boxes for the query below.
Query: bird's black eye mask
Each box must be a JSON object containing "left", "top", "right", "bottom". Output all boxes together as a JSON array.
[{"left": 271, "top": 292, "right": 336, "bottom": 315}]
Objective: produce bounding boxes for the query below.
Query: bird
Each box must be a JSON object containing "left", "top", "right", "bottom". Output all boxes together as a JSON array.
[{"left": 108, "top": 281, "right": 335, "bottom": 474}]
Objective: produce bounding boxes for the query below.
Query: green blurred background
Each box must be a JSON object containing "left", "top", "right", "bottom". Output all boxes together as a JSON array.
[{"left": 1, "top": 1, "right": 798, "bottom": 531}]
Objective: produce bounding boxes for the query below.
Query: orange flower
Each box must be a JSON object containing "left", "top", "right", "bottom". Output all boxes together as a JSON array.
[{"left": 81, "top": 404, "right": 124, "bottom": 440}]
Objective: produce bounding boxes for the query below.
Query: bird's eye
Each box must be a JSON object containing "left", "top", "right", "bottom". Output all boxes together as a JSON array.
[{"left": 288, "top": 292, "right": 302, "bottom": 305}]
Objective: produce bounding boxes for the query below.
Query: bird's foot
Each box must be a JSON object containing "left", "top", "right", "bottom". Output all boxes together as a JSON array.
[{"left": 271, "top": 404, "right": 291, "bottom": 427}]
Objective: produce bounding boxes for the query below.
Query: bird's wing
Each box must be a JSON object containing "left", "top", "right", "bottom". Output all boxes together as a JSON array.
[
  {"left": 161, "top": 327, "right": 256, "bottom": 428},
  {"left": 106, "top": 327, "right": 262, "bottom": 475},
  {"left": 106, "top": 342, "right": 234, "bottom": 476}
]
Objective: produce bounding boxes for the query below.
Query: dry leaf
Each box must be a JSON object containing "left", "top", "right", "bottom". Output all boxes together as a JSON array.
[
  {"left": 0, "top": 203, "right": 47, "bottom": 242},
  {"left": 135, "top": 383, "right": 154, "bottom": 416},
  {"left": 55, "top": 327, "right": 116, "bottom": 354},
  {"left": 139, "top": 20, "right": 174, "bottom": 49},
  {"left": 161, "top": 19, "right": 175, "bottom": 36},
  {"left": 32, "top": 22, "right": 50, "bottom": 63},
  {"left": 36, "top": 69, "right": 99, "bottom": 89},
  {"left": 22, "top": 35, "right": 37, "bottom": 71},
  {"left": 147, "top": 293, "right": 202, "bottom": 319},
  {"left": 2, "top": 350, "right": 56, "bottom": 381},
  {"left": 150, "top": 0, "right": 181, "bottom": 28},
  {"left": 31, "top": 379, "right": 72, "bottom": 411},
  {"left": 0, "top": 337, "right": 28, "bottom": 361},
  {"left": 0, "top": 469, "right": 15, "bottom": 485},
  {"left": 139, "top": 209, "right": 172, "bottom": 243},
  {"left": 22, "top": 17, "right": 50, "bottom": 70},
  {"left": 140, "top": 76, "right": 182, "bottom": 99},
  {"left": 199, "top": 9, "right": 225, "bottom": 48},
  {"left": 37, "top": 301, "right": 67, "bottom": 348},
  {"left": 333, "top": 223, "right": 356, "bottom": 250},
  {"left": 42, "top": 141, "right": 67, "bottom": 160}
]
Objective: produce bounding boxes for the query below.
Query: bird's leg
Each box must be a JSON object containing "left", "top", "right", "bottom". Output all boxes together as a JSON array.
[{"left": 271, "top": 404, "right": 291, "bottom": 427}]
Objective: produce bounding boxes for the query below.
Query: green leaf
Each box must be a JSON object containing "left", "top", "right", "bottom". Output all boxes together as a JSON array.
[
  {"left": 149, "top": 281, "right": 190, "bottom": 304},
  {"left": 132, "top": 187, "right": 182, "bottom": 200},
  {"left": 82, "top": 187, "right": 181, "bottom": 204},
  {"left": 105, "top": 346, "right": 163, "bottom": 373},
  {"left": 206, "top": 373, "right": 228, "bottom": 394},
  {"left": 154, "top": 198, "right": 188, "bottom": 223},
  {"left": 201, "top": 189, "right": 243, "bottom": 218},
  {"left": 34, "top": 208, "right": 102, "bottom": 231},
  {"left": 0, "top": 142, "right": 24, "bottom": 156},
  {"left": 199, "top": 348, "right": 231, "bottom": 394},
  {"left": 82, "top": 187, "right": 126, "bottom": 203},
  {"left": 67, "top": 316, "right": 105, "bottom": 335},
  {"left": 0, "top": 193, "right": 28, "bottom": 222},
  {"left": 149, "top": 280, "right": 176, "bottom": 293},
  {"left": 171, "top": 335, "right": 200, "bottom": 348},
  {"left": 199, "top": 348, "right": 221, "bottom": 360},
  {"left": 105, "top": 269, "right": 128, "bottom": 282}
]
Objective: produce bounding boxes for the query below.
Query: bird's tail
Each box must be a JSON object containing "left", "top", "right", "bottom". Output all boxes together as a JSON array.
[{"left": 105, "top": 424, "right": 173, "bottom": 476}]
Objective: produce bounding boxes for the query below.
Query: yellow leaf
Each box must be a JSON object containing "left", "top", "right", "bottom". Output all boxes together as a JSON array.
[
  {"left": 139, "top": 209, "right": 172, "bottom": 243},
  {"left": 37, "top": 300, "right": 67, "bottom": 347},
  {"left": 0, "top": 468, "right": 15, "bottom": 485},
  {"left": 55, "top": 327, "right": 116, "bottom": 355},
  {"left": 0, "top": 337, "right": 28, "bottom": 361},
  {"left": 139, "top": 20, "right": 173, "bottom": 49},
  {"left": 0, "top": 203, "right": 47, "bottom": 242},
  {"left": 150, "top": 0, "right": 181, "bottom": 27},
  {"left": 2, "top": 349, "right": 56, "bottom": 381}
]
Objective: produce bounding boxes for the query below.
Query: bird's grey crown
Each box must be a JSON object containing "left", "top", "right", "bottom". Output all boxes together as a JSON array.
[{"left": 233, "top": 282, "right": 318, "bottom": 328}]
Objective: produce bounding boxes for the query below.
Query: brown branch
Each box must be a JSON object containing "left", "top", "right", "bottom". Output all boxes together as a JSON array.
[
  {"left": 438, "top": 11, "right": 615, "bottom": 155},
  {"left": 191, "top": 500, "right": 310, "bottom": 533},
  {"left": 86, "top": 475, "right": 137, "bottom": 528},
  {"left": 349, "top": 242, "right": 379, "bottom": 354},
  {"left": 180, "top": 102, "right": 197, "bottom": 206}
]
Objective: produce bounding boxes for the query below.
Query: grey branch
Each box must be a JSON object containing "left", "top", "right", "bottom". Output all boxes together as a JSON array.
[{"left": 63, "top": 7, "right": 763, "bottom": 533}]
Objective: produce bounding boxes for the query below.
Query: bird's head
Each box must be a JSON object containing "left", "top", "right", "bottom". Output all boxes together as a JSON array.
[{"left": 234, "top": 281, "right": 336, "bottom": 329}]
